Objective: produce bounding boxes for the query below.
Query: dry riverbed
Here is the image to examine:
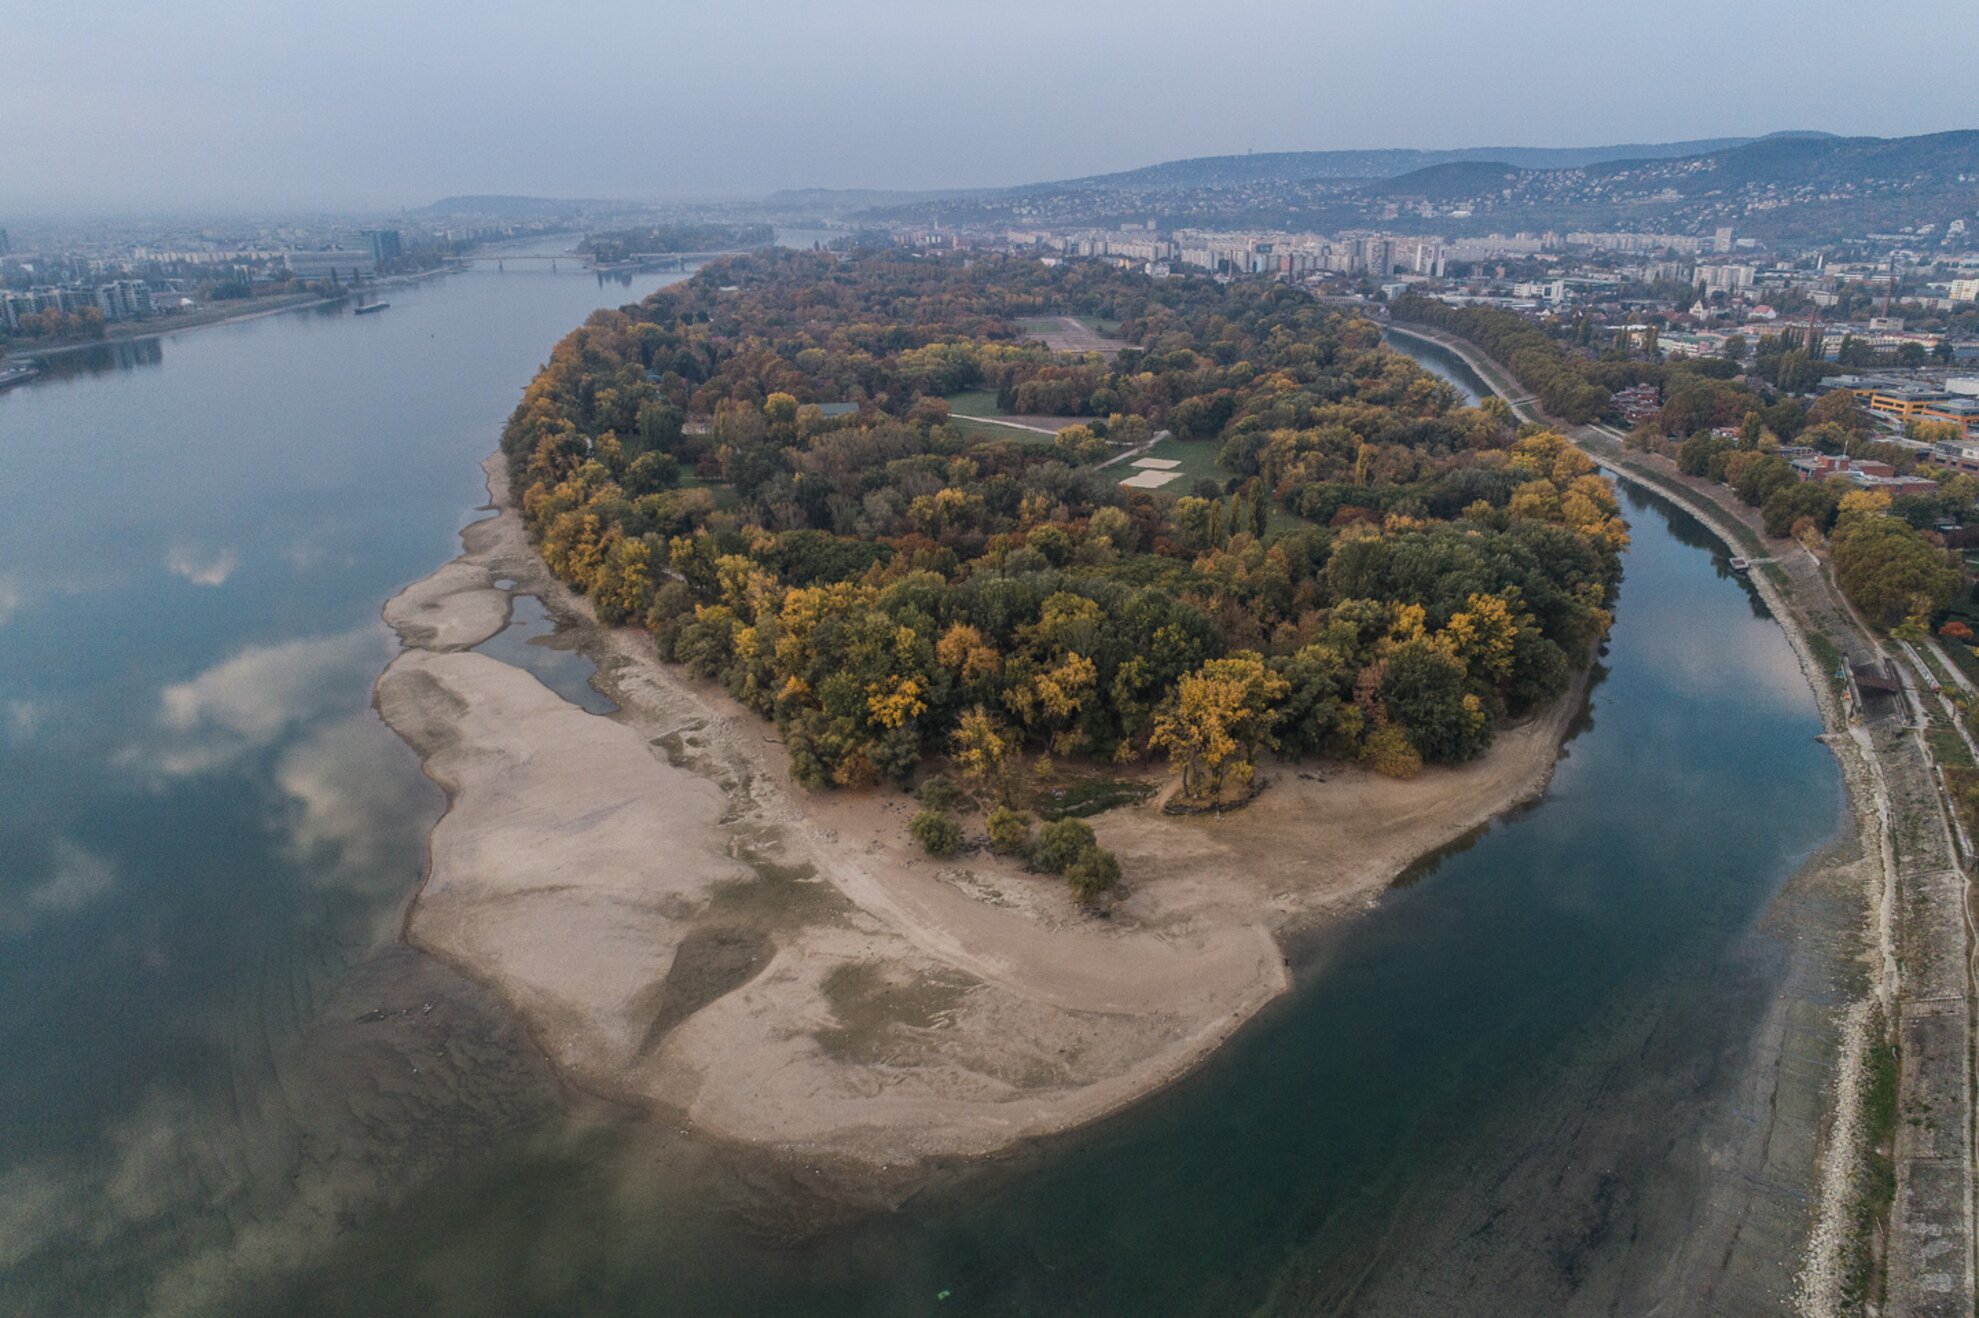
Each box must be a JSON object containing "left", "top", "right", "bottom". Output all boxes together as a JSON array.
[{"left": 373, "top": 456, "right": 1586, "bottom": 1167}]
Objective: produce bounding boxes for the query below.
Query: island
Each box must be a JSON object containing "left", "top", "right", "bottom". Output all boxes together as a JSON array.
[{"left": 376, "top": 249, "right": 1626, "bottom": 1164}]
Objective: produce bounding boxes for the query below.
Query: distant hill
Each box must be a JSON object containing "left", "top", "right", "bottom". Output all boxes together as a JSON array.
[
  {"left": 761, "top": 186, "right": 990, "bottom": 212},
  {"left": 414, "top": 195, "right": 602, "bottom": 219},
  {"left": 861, "top": 130, "right": 1976, "bottom": 245},
  {"left": 1578, "top": 130, "right": 1979, "bottom": 195},
  {"left": 1056, "top": 136, "right": 1776, "bottom": 190},
  {"left": 1372, "top": 161, "right": 1530, "bottom": 200}
]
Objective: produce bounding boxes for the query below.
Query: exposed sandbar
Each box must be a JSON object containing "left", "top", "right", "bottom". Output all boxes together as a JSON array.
[{"left": 375, "top": 455, "right": 1583, "bottom": 1165}]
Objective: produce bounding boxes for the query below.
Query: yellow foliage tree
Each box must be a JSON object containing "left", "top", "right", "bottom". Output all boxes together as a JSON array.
[
  {"left": 936, "top": 622, "right": 1003, "bottom": 682},
  {"left": 1437, "top": 593, "right": 1518, "bottom": 684},
  {"left": 1149, "top": 653, "right": 1289, "bottom": 803},
  {"left": 865, "top": 675, "right": 927, "bottom": 730},
  {"left": 951, "top": 705, "right": 1016, "bottom": 805},
  {"left": 1362, "top": 723, "right": 1423, "bottom": 779}
]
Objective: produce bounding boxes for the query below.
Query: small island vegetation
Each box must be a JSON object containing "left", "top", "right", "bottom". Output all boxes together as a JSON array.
[{"left": 500, "top": 250, "right": 1626, "bottom": 896}]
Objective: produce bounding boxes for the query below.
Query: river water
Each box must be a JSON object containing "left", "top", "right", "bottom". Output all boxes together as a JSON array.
[{"left": 0, "top": 261, "right": 1852, "bottom": 1315}]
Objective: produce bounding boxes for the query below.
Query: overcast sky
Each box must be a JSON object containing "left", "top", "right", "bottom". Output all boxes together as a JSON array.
[{"left": 6, "top": 0, "right": 1973, "bottom": 215}]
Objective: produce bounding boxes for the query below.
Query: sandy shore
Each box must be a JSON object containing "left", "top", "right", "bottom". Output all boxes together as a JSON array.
[{"left": 374, "top": 455, "right": 1587, "bottom": 1167}]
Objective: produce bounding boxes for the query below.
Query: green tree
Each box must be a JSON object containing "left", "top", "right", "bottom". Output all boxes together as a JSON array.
[
  {"left": 986, "top": 807, "right": 1033, "bottom": 855},
  {"left": 911, "top": 808, "right": 962, "bottom": 858},
  {"left": 1032, "top": 818, "right": 1096, "bottom": 873},
  {"left": 1065, "top": 846, "right": 1122, "bottom": 906}
]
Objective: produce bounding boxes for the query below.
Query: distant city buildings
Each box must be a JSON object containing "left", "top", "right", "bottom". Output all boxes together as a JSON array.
[
  {"left": 283, "top": 249, "right": 377, "bottom": 280},
  {"left": 1696, "top": 262, "right": 1756, "bottom": 294},
  {"left": 0, "top": 279, "right": 156, "bottom": 331},
  {"left": 363, "top": 228, "right": 403, "bottom": 265}
]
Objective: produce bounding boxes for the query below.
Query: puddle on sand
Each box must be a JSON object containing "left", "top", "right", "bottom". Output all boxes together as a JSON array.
[{"left": 473, "top": 594, "right": 618, "bottom": 714}]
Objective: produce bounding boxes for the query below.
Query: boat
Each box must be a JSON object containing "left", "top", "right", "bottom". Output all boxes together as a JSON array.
[
  {"left": 0, "top": 361, "right": 41, "bottom": 391},
  {"left": 353, "top": 300, "right": 391, "bottom": 315},
  {"left": 1728, "top": 556, "right": 1750, "bottom": 573}
]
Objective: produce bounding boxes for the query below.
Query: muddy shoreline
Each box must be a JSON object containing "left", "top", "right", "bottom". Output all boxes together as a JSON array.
[{"left": 369, "top": 452, "right": 1592, "bottom": 1175}]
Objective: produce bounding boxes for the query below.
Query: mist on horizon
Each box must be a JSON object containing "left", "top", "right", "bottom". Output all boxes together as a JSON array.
[{"left": 6, "top": 0, "right": 1975, "bottom": 216}]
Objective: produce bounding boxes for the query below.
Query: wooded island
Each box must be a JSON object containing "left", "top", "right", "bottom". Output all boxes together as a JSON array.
[{"left": 501, "top": 250, "right": 1627, "bottom": 895}]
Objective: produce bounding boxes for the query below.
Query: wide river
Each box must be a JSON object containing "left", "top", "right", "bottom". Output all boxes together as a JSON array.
[{"left": 1, "top": 257, "right": 1853, "bottom": 1314}]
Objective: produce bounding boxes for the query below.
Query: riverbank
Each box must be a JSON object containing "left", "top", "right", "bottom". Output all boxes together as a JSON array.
[
  {"left": 373, "top": 453, "right": 1592, "bottom": 1170},
  {"left": 1390, "top": 316, "right": 1974, "bottom": 1318},
  {"left": 7, "top": 265, "right": 453, "bottom": 366}
]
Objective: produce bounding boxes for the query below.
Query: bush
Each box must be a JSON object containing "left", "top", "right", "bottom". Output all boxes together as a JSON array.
[
  {"left": 1065, "top": 845, "right": 1122, "bottom": 907},
  {"left": 910, "top": 808, "right": 962, "bottom": 858},
  {"left": 987, "top": 806, "right": 1034, "bottom": 856},
  {"left": 1363, "top": 724, "right": 1423, "bottom": 780},
  {"left": 1032, "top": 817, "right": 1096, "bottom": 873},
  {"left": 917, "top": 773, "right": 964, "bottom": 812}
]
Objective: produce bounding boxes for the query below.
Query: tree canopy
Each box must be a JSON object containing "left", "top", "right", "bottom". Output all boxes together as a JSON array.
[{"left": 502, "top": 250, "right": 1623, "bottom": 803}]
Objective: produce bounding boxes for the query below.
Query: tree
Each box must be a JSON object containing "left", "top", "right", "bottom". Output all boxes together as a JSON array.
[
  {"left": 917, "top": 774, "right": 964, "bottom": 812},
  {"left": 593, "top": 535, "right": 655, "bottom": 624},
  {"left": 911, "top": 808, "right": 962, "bottom": 858},
  {"left": 1830, "top": 509, "right": 1963, "bottom": 629},
  {"left": 1362, "top": 723, "right": 1422, "bottom": 779},
  {"left": 987, "top": 807, "right": 1033, "bottom": 855},
  {"left": 1381, "top": 638, "right": 1489, "bottom": 762},
  {"left": 1032, "top": 818, "right": 1096, "bottom": 873},
  {"left": 951, "top": 705, "right": 1017, "bottom": 805},
  {"left": 1807, "top": 390, "right": 1866, "bottom": 435},
  {"left": 1065, "top": 846, "right": 1122, "bottom": 907},
  {"left": 1149, "top": 654, "right": 1288, "bottom": 803}
]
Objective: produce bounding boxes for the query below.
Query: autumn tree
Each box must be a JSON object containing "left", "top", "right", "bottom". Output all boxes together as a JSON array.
[{"left": 1150, "top": 653, "right": 1289, "bottom": 803}]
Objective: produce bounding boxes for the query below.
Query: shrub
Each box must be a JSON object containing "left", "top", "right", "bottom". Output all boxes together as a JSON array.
[
  {"left": 1363, "top": 724, "right": 1423, "bottom": 780},
  {"left": 1032, "top": 817, "right": 1096, "bottom": 873},
  {"left": 917, "top": 773, "right": 964, "bottom": 812},
  {"left": 910, "top": 808, "right": 961, "bottom": 858},
  {"left": 1065, "top": 846, "right": 1122, "bottom": 907},
  {"left": 987, "top": 806, "right": 1034, "bottom": 856}
]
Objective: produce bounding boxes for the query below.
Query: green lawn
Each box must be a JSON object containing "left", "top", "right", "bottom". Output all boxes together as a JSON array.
[
  {"left": 1128, "top": 435, "right": 1305, "bottom": 533},
  {"left": 1016, "top": 315, "right": 1123, "bottom": 337},
  {"left": 943, "top": 389, "right": 1062, "bottom": 445},
  {"left": 951, "top": 416, "right": 1054, "bottom": 445},
  {"left": 945, "top": 389, "right": 1001, "bottom": 418},
  {"left": 1136, "top": 435, "right": 1228, "bottom": 490}
]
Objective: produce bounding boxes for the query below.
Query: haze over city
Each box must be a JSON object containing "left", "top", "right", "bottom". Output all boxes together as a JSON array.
[{"left": 8, "top": 0, "right": 1976, "bottom": 213}]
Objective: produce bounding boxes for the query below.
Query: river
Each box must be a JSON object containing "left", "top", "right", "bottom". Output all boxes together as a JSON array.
[{"left": 0, "top": 262, "right": 1854, "bottom": 1315}]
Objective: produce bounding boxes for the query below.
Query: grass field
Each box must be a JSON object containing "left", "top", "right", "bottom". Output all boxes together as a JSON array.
[
  {"left": 1129, "top": 435, "right": 1306, "bottom": 533},
  {"left": 1137, "top": 435, "right": 1228, "bottom": 490},
  {"left": 940, "top": 390, "right": 1059, "bottom": 444},
  {"left": 944, "top": 389, "right": 1000, "bottom": 417},
  {"left": 1016, "top": 315, "right": 1124, "bottom": 338},
  {"left": 951, "top": 416, "right": 1054, "bottom": 444}
]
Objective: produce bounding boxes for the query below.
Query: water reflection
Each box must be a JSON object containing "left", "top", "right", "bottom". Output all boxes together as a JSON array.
[
  {"left": 255, "top": 432, "right": 1843, "bottom": 1318},
  {"left": 1382, "top": 328, "right": 1489, "bottom": 405},
  {"left": 474, "top": 595, "right": 617, "bottom": 714},
  {"left": 0, "top": 241, "right": 682, "bottom": 1314},
  {"left": 23, "top": 336, "right": 165, "bottom": 380}
]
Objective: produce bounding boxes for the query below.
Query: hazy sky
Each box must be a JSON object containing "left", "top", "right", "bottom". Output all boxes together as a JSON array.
[{"left": 6, "top": 0, "right": 1973, "bottom": 215}]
